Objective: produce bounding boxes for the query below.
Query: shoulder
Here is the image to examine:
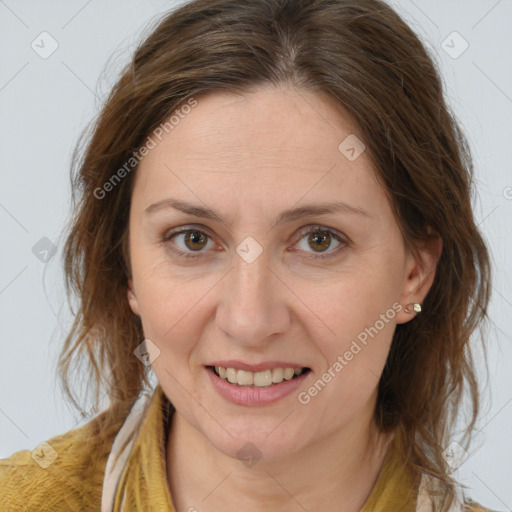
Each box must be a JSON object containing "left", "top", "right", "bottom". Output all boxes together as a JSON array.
[{"left": 0, "top": 411, "right": 118, "bottom": 512}]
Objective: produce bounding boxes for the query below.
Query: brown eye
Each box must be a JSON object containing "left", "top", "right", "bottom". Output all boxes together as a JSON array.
[
  {"left": 162, "top": 228, "right": 214, "bottom": 259},
  {"left": 163, "top": 225, "right": 348, "bottom": 261},
  {"left": 293, "top": 226, "right": 348, "bottom": 260},
  {"left": 307, "top": 231, "right": 333, "bottom": 252},
  {"left": 182, "top": 230, "right": 208, "bottom": 251}
]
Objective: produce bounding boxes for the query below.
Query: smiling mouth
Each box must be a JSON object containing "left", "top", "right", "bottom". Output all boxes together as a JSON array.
[{"left": 207, "top": 365, "right": 311, "bottom": 387}]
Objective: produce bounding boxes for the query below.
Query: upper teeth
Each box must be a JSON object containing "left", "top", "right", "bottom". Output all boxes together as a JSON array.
[{"left": 215, "top": 366, "right": 304, "bottom": 387}]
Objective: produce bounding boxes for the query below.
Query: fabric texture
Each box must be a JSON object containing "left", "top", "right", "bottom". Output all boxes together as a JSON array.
[{"left": 0, "top": 384, "right": 492, "bottom": 512}]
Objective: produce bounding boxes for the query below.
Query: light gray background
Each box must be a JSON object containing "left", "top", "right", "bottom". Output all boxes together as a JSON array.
[{"left": 0, "top": 0, "right": 511, "bottom": 509}]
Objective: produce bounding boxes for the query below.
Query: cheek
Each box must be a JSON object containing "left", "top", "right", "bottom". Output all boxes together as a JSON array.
[
  {"left": 295, "top": 261, "right": 399, "bottom": 398},
  {"left": 132, "top": 267, "right": 216, "bottom": 371},
  {"left": 295, "top": 257, "right": 400, "bottom": 341},
  {"left": 137, "top": 287, "right": 196, "bottom": 349},
  {"left": 301, "top": 300, "right": 396, "bottom": 429}
]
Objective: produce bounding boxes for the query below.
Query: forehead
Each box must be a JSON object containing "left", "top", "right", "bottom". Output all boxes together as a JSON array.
[
  {"left": 161, "top": 86, "right": 364, "bottom": 161},
  {"left": 133, "top": 86, "right": 387, "bottom": 219}
]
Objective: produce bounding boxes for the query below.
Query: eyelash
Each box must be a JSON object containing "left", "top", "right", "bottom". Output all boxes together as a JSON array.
[{"left": 161, "top": 225, "right": 350, "bottom": 261}]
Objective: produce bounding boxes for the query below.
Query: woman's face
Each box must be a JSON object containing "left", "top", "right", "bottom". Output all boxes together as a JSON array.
[{"left": 127, "top": 85, "right": 439, "bottom": 460}]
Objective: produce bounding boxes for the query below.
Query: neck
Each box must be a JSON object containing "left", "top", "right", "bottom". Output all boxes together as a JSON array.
[{"left": 166, "top": 409, "right": 395, "bottom": 512}]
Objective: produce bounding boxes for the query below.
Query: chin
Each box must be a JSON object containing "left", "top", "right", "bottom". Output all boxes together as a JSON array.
[{"left": 193, "top": 414, "right": 309, "bottom": 464}]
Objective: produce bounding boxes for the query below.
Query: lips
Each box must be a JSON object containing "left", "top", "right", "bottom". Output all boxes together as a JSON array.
[{"left": 205, "top": 363, "right": 312, "bottom": 406}]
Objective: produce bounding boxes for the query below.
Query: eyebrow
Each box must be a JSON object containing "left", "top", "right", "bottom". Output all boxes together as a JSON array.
[{"left": 145, "top": 198, "right": 370, "bottom": 225}]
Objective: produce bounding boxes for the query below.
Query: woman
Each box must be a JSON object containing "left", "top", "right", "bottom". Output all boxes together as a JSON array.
[{"left": 0, "top": 0, "right": 493, "bottom": 510}]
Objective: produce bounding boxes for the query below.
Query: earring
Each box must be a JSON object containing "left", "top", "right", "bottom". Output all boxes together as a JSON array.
[{"left": 404, "top": 303, "right": 422, "bottom": 314}]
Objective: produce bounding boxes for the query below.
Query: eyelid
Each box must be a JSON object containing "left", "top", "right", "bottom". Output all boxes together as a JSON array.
[
  {"left": 162, "top": 223, "right": 350, "bottom": 260},
  {"left": 293, "top": 224, "right": 346, "bottom": 242},
  {"left": 162, "top": 224, "right": 218, "bottom": 259},
  {"left": 162, "top": 223, "right": 215, "bottom": 240},
  {"left": 290, "top": 224, "right": 349, "bottom": 258}
]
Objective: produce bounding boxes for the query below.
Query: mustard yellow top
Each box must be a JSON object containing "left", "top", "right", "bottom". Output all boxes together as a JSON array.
[{"left": 0, "top": 384, "right": 489, "bottom": 512}]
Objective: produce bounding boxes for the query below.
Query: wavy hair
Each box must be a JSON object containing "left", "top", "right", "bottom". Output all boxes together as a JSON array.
[{"left": 58, "top": 1, "right": 491, "bottom": 509}]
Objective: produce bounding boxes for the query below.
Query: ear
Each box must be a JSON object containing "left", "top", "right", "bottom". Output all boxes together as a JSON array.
[
  {"left": 395, "top": 228, "right": 443, "bottom": 324},
  {"left": 127, "top": 277, "right": 141, "bottom": 316}
]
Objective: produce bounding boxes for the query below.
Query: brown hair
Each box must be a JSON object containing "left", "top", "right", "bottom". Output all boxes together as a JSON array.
[{"left": 59, "top": 0, "right": 491, "bottom": 509}]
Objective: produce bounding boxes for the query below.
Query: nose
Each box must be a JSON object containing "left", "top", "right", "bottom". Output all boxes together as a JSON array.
[{"left": 215, "top": 249, "right": 291, "bottom": 348}]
